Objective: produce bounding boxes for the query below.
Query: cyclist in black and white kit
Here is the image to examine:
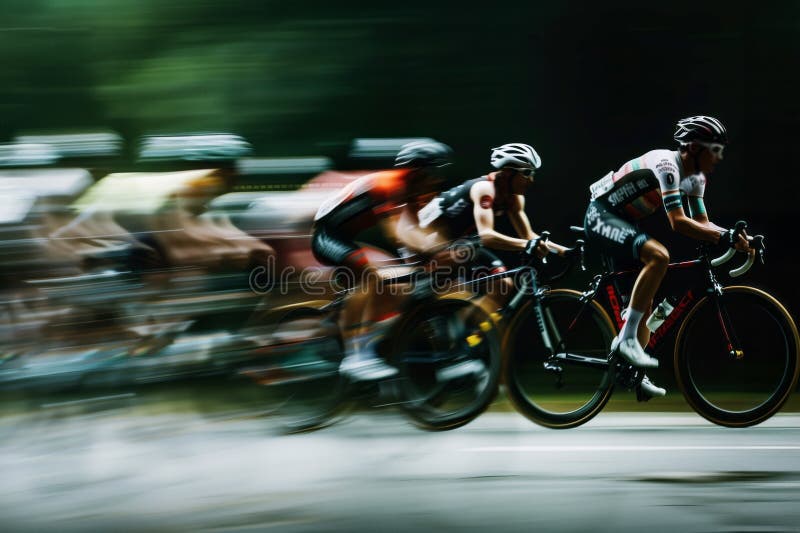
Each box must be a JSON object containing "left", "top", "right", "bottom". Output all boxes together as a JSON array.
[
  {"left": 584, "top": 115, "right": 750, "bottom": 397},
  {"left": 397, "top": 143, "right": 571, "bottom": 303}
]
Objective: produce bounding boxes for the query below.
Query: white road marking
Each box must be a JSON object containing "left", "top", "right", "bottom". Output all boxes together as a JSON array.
[{"left": 461, "top": 445, "right": 800, "bottom": 452}]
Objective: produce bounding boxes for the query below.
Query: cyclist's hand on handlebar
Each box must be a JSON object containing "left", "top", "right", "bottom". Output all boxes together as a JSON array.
[
  {"left": 524, "top": 238, "right": 549, "bottom": 259},
  {"left": 735, "top": 231, "right": 751, "bottom": 253},
  {"left": 720, "top": 221, "right": 751, "bottom": 253},
  {"left": 721, "top": 229, "right": 751, "bottom": 253}
]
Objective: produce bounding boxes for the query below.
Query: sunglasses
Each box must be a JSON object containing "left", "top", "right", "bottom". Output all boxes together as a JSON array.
[
  {"left": 696, "top": 142, "right": 725, "bottom": 158},
  {"left": 509, "top": 167, "right": 535, "bottom": 178}
]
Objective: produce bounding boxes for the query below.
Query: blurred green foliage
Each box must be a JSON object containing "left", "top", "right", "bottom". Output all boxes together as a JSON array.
[
  {"left": 2, "top": 2, "right": 799, "bottom": 227},
  {"left": 2, "top": 1, "right": 798, "bottom": 175},
  {"left": 2, "top": 0, "right": 537, "bottom": 158}
]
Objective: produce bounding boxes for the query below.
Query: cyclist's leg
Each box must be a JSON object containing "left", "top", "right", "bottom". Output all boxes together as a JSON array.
[
  {"left": 584, "top": 201, "right": 659, "bottom": 369},
  {"left": 341, "top": 255, "right": 403, "bottom": 379},
  {"left": 625, "top": 238, "right": 669, "bottom": 346},
  {"left": 470, "top": 247, "right": 512, "bottom": 312},
  {"left": 630, "top": 238, "right": 669, "bottom": 338},
  {"left": 358, "top": 257, "right": 405, "bottom": 349},
  {"left": 312, "top": 227, "right": 398, "bottom": 380}
]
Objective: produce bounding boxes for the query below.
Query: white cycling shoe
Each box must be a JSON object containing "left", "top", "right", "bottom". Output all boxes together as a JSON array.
[
  {"left": 611, "top": 336, "right": 659, "bottom": 368},
  {"left": 639, "top": 375, "right": 666, "bottom": 398},
  {"left": 339, "top": 354, "right": 398, "bottom": 382},
  {"left": 436, "top": 359, "right": 487, "bottom": 382}
]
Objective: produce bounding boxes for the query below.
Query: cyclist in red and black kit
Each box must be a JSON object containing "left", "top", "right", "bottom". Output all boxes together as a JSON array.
[
  {"left": 583, "top": 115, "right": 750, "bottom": 398},
  {"left": 311, "top": 140, "right": 453, "bottom": 381}
]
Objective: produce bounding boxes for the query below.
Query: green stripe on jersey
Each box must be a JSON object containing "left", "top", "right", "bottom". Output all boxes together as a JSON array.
[
  {"left": 688, "top": 196, "right": 707, "bottom": 216},
  {"left": 664, "top": 194, "right": 682, "bottom": 211}
]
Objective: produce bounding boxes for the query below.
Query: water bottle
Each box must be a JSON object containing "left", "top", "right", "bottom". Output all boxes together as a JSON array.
[{"left": 646, "top": 298, "right": 675, "bottom": 333}]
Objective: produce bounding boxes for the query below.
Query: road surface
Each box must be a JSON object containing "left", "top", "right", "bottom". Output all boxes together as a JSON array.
[{"left": 1, "top": 408, "right": 799, "bottom": 532}]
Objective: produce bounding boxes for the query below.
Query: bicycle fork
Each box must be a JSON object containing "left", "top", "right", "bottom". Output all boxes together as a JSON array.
[{"left": 714, "top": 295, "right": 745, "bottom": 359}]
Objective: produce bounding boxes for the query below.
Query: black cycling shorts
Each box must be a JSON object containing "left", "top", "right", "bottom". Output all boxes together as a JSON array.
[
  {"left": 470, "top": 247, "right": 507, "bottom": 276},
  {"left": 311, "top": 225, "right": 368, "bottom": 269},
  {"left": 431, "top": 237, "right": 507, "bottom": 283},
  {"left": 584, "top": 200, "right": 650, "bottom": 268}
]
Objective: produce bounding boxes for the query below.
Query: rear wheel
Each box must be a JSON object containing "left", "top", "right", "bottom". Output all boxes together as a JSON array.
[
  {"left": 392, "top": 297, "right": 502, "bottom": 431},
  {"left": 674, "top": 286, "right": 800, "bottom": 427},
  {"left": 503, "top": 289, "right": 616, "bottom": 429}
]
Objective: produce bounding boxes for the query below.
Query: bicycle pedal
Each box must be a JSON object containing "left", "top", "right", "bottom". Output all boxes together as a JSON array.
[
  {"left": 635, "top": 385, "right": 652, "bottom": 403},
  {"left": 377, "top": 377, "right": 404, "bottom": 397},
  {"left": 351, "top": 380, "right": 379, "bottom": 397},
  {"left": 543, "top": 361, "right": 563, "bottom": 374},
  {"left": 614, "top": 365, "right": 642, "bottom": 390}
]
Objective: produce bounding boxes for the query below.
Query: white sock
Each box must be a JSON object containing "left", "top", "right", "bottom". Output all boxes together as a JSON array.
[
  {"left": 344, "top": 334, "right": 367, "bottom": 361},
  {"left": 618, "top": 307, "right": 644, "bottom": 342}
]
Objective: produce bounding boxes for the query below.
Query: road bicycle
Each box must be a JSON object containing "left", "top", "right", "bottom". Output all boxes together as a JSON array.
[
  {"left": 502, "top": 221, "right": 800, "bottom": 428},
  {"left": 236, "top": 257, "right": 502, "bottom": 434}
]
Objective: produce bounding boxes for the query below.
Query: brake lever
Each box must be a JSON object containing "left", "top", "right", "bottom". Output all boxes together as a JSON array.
[
  {"left": 539, "top": 231, "right": 551, "bottom": 265},
  {"left": 754, "top": 235, "right": 766, "bottom": 265},
  {"left": 729, "top": 231, "right": 765, "bottom": 278},
  {"left": 577, "top": 239, "right": 586, "bottom": 271}
]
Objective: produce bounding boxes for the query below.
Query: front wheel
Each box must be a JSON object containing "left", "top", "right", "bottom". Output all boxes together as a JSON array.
[
  {"left": 674, "top": 286, "right": 800, "bottom": 427},
  {"left": 503, "top": 289, "right": 617, "bottom": 429},
  {"left": 391, "top": 297, "right": 502, "bottom": 431}
]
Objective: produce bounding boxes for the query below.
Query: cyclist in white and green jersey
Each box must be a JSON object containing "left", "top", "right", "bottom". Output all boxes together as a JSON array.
[{"left": 584, "top": 115, "right": 750, "bottom": 397}]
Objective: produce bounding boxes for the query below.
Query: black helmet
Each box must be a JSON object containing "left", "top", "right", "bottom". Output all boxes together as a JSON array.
[
  {"left": 673, "top": 115, "right": 728, "bottom": 145},
  {"left": 394, "top": 140, "right": 453, "bottom": 168}
]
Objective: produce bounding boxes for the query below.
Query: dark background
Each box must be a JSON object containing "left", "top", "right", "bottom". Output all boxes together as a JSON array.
[{"left": 1, "top": 0, "right": 797, "bottom": 314}]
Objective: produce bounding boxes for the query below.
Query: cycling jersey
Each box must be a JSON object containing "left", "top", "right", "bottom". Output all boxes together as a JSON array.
[
  {"left": 416, "top": 174, "right": 516, "bottom": 276},
  {"left": 585, "top": 149, "right": 707, "bottom": 264},
  {"left": 431, "top": 175, "right": 512, "bottom": 237},
  {"left": 311, "top": 169, "right": 409, "bottom": 267},
  {"left": 589, "top": 149, "right": 706, "bottom": 221},
  {"left": 314, "top": 169, "right": 408, "bottom": 230}
]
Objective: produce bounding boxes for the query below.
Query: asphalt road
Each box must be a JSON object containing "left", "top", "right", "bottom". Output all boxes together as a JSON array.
[{"left": 1, "top": 408, "right": 800, "bottom": 532}]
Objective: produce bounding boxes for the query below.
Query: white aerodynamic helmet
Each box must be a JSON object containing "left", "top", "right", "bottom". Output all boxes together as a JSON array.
[{"left": 490, "top": 143, "right": 541, "bottom": 170}]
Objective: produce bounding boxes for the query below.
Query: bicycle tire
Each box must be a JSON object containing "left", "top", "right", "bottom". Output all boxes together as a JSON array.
[
  {"left": 674, "top": 285, "right": 800, "bottom": 427},
  {"left": 391, "top": 296, "right": 502, "bottom": 431},
  {"left": 239, "top": 304, "right": 348, "bottom": 434},
  {"left": 503, "top": 288, "right": 617, "bottom": 429}
]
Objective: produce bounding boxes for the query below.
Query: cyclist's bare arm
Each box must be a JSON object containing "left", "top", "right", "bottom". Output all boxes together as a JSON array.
[
  {"left": 666, "top": 206, "right": 724, "bottom": 242},
  {"left": 693, "top": 213, "right": 732, "bottom": 240},
  {"left": 507, "top": 194, "right": 534, "bottom": 240},
  {"left": 376, "top": 208, "right": 407, "bottom": 253},
  {"left": 507, "top": 194, "right": 569, "bottom": 256},
  {"left": 666, "top": 207, "right": 749, "bottom": 251},
  {"left": 472, "top": 184, "right": 521, "bottom": 250},
  {"left": 395, "top": 204, "right": 443, "bottom": 253},
  {"left": 471, "top": 181, "right": 529, "bottom": 251},
  {"left": 685, "top": 195, "right": 726, "bottom": 233}
]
